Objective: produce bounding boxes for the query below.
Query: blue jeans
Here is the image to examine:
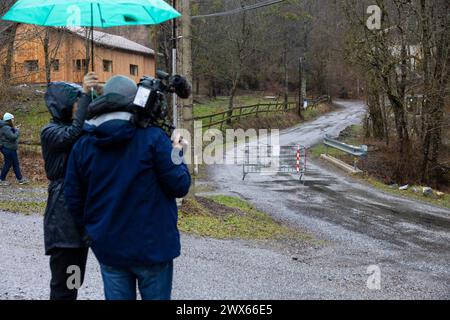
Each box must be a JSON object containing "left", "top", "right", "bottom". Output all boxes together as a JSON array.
[
  {"left": 0, "top": 147, "right": 23, "bottom": 181},
  {"left": 100, "top": 261, "right": 173, "bottom": 300}
]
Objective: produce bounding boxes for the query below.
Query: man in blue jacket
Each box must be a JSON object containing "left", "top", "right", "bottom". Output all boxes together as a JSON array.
[{"left": 64, "top": 75, "right": 191, "bottom": 300}]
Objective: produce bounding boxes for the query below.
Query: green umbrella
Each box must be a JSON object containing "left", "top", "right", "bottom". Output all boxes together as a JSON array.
[{"left": 2, "top": 0, "right": 180, "bottom": 70}]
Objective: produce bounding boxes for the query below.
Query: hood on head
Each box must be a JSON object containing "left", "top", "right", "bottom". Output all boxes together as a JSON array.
[
  {"left": 45, "top": 82, "right": 83, "bottom": 123},
  {"left": 87, "top": 93, "right": 135, "bottom": 120},
  {"left": 84, "top": 113, "right": 136, "bottom": 149}
]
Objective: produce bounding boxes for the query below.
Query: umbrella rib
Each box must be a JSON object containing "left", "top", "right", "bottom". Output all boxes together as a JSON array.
[
  {"left": 143, "top": 6, "right": 158, "bottom": 24},
  {"left": 43, "top": 5, "right": 56, "bottom": 25},
  {"left": 97, "top": 3, "right": 104, "bottom": 28}
]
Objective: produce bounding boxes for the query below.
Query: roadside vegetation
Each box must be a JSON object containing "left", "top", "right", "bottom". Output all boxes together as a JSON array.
[{"left": 310, "top": 124, "right": 450, "bottom": 209}]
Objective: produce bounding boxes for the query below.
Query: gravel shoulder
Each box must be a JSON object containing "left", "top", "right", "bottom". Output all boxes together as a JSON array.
[{"left": 2, "top": 210, "right": 448, "bottom": 300}]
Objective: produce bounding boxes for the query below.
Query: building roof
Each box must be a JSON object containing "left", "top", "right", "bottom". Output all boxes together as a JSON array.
[{"left": 67, "top": 27, "right": 155, "bottom": 56}]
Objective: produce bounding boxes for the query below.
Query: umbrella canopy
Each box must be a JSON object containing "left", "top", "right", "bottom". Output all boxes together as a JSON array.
[{"left": 1, "top": 0, "right": 180, "bottom": 27}]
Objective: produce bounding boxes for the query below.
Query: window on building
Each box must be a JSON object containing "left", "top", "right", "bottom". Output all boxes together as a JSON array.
[
  {"left": 130, "top": 64, "right": 139, "bottom": 76},
  {"left": 52, "top": 59, "right": 60, "bottom": 72},
  {"left": 73, "top": 59, "right": 88, "bottom": 71},
  {"left": 24, "top": 60, "right": 39, "bottom": 72},
  {"left": 103, "top": 60, "right": 113, "bottom": 72}
]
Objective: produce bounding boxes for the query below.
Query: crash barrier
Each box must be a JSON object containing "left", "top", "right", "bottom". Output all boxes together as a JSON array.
[
  {"left": 323, "top": 135, "right": 368, "bottom": 170},
  {"left": 242, "top": 144, "right": 307, "bottom": 182}
]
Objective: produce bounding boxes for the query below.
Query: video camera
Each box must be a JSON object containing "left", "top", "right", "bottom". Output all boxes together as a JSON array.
[{"left": 133, "top": 70, "right": 191, "bottom": 134}]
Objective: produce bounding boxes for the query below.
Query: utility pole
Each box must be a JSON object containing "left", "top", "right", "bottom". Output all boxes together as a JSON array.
[
  {"left": 179, "top": 0, "right": 193, "bottom": 129},
  {"left": 172, "top": 0, "right": 178, "bottom": 127},
  {"left": 178, "top": 0, "right": 195, "bottom": 196},
  {"left": 152, "top": 25, "right": 159, "bottom": 72},
  {"left": 298, "top": 57, "right": 304, "bottom": 119},
  {"left": 283, "top": 38, "right": 289, "bottom": 110}
]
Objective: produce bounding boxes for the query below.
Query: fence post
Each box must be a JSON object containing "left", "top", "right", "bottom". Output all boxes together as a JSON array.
[{"left": 220, "top": 112, "right": 226, "bottom": 130}]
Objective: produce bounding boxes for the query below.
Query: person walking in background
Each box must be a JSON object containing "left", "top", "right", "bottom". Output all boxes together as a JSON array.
[
  {"left": 41, "top": 73, "right": 100, "bottom": 300},
  {"left": 0, "top": 113, "right": 28, "bottom": 186}
]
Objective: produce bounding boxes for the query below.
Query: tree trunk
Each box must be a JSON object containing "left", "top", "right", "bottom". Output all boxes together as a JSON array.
[
  {"left": 283, "top": 39, "right": 289, "bottom": 110},
  {"left": 298, "top": 57, "right": 304, "bottom": 120},
  {"left": 43, "top": 30, "right": 51, "bottom": 84},
  {"left": 367, "top": 82, "right": 385, "bottom": 140},
  {"left": 227, "top": 76, "right": 239, "bottom": 125},
  {"left": 4, "top": 23, "right": 18, "bottom": 81},
  {"left": 420, "top": 0, "right": 449, "bottom": 185}
]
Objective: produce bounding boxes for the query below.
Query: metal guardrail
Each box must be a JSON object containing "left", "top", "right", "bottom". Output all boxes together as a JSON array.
[{"left": 323, "top": 135, "right": 368, "bottom": 157}]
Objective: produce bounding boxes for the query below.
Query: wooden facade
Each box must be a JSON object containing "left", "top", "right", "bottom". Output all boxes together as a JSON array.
[{"left": 2, "top": 24, "right": 155, "bottom": 84}]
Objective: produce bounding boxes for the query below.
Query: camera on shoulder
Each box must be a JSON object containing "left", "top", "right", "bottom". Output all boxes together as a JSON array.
[{"left": 133, "top": 70, "right": 191, "bottom": 134}]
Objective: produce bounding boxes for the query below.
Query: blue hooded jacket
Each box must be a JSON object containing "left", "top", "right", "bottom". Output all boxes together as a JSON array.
[{"left": 64, "top": 109, "right": 191, "bottom": 268}]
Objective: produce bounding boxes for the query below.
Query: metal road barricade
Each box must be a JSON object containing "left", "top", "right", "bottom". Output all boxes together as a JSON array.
[{"left": 242, "top": 144, "right": 307, "bottom": 181}]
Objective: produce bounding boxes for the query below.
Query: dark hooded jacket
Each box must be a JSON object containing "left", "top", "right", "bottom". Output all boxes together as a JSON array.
[
  {"left": 64, "top": 94, "right": 191, "bottom": 267},
  {"left": 0, "top": 120, "right": 20, "bottom": 150},
  {"left": 41, "top": 82, "right": 91, "bottom": 255}
]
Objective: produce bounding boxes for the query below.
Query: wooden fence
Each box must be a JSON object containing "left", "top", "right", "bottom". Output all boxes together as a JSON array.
[{"left": 190, "top": 95, "right": 331, "bottom": 129}]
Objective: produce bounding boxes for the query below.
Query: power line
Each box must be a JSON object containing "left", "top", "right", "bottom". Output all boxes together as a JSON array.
[{"left": 192, "top": 0, "right": 286, "bottom": 20}]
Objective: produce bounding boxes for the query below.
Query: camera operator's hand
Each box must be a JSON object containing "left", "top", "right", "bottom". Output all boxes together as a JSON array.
[
  {"left": 172, "top": 132, "right": 188, "bottom": 150},
  {"left": 83, "top": 72, "right": 101, "bottom": 94}
]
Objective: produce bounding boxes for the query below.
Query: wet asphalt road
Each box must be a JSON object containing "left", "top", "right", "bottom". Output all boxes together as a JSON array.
[{"left": 205, "top": 100, "right": 450, "bottom": 298}]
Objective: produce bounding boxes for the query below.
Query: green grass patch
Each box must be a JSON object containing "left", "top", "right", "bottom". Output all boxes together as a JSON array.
[
  {"left": 179, "top": 195, "right": 314, "bottom": 241},
  {"left": 303, "top": 103, "right": 334, "bottom": 122},
  {"left": 309, "top": 144, "right": 346, "bottom": 158},
  {"left": 12, "top": 100, "right": 49, "bottom": 144},
  {"left": 0, "top": 200, "right": 46, "bottom": 215}
]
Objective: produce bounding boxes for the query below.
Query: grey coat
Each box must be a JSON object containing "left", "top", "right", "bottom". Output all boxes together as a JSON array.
[{"left": 0, "top": 121, "right": 20, "bottom": 150}]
